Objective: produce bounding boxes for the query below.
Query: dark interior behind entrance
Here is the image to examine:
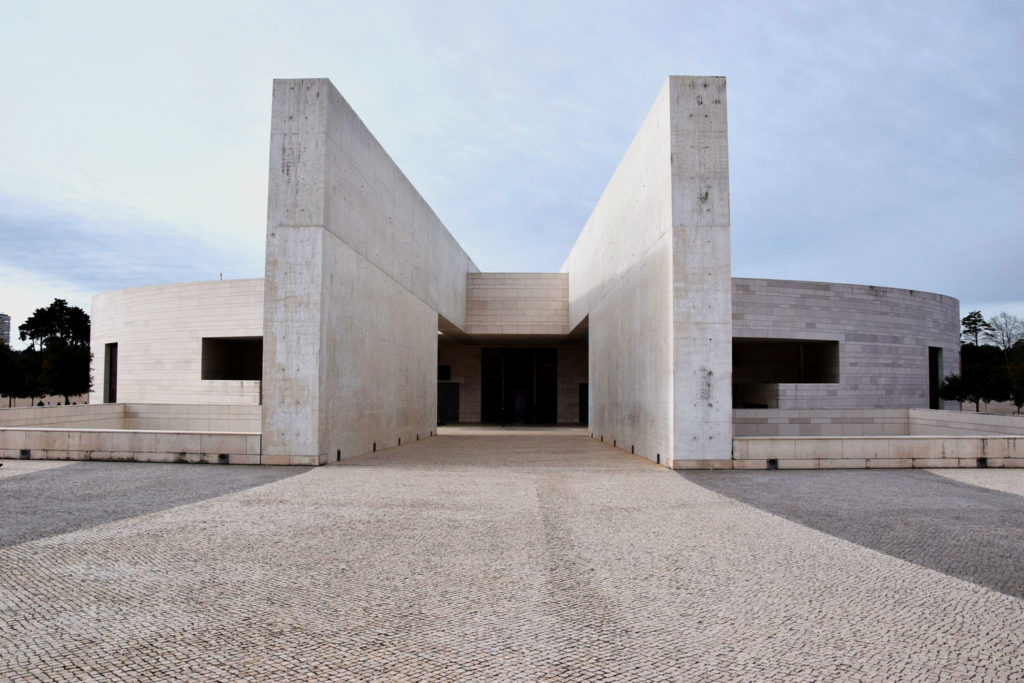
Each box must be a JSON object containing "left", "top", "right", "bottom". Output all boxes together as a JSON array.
[
  {"left": 732, "top": 338, "right": 840, "bottom": 408},
  {"left": 928, "top": 346, "right": 942, "bottom": 409},
  {"left": 481, "top": 348, "right": 557, "bottom": 424}
]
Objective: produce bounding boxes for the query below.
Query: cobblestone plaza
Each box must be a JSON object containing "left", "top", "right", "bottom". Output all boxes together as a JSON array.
[{"left": 2, "top": 432, "right": 1022, "bottom": 681}]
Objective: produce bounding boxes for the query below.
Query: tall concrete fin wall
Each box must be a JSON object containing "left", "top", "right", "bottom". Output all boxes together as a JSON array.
[
  {"left": 263, "top": 78, "right": 478, "bottom": 465},
  {"left": 670, "top": 77, "right": 732, "bottom": 465},
  {"left": 562, "top": 80, "right": 675, "bottom": 464},
  {"left": 562, "top": 76, "right": 732, "bottom": 467}
]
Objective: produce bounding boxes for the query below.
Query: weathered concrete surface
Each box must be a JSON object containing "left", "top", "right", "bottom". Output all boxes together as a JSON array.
[
  {"left": 2, "top": 441, "right": 1023, "bottom": 680},
  {"left": 561, "top": 76, "right": 731, "bottom": 467},
  {"left": 262, "top": 78, "right": 478, "bottom": 464},
  {"left": 670, "top": 77, "right": 732, "bottom": 464}
]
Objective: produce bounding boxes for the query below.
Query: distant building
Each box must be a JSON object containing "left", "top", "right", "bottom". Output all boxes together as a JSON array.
[{"left": 0, "top": 313, "right": 10, "bottom": 346}]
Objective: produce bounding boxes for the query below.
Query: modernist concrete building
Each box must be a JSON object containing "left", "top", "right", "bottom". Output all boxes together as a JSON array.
[
  {"left": 88, "top": 76, "right": 961, "bottom": 467},
  {"left": 0, "top": 313, "right": 10, "bottom": 347}
]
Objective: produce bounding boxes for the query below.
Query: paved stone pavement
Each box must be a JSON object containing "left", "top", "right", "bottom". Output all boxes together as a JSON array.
[
  {"left": 1, "top": 434, "right": 1023, "bottom": 681},
  {"left": 930, "top": 467, "right": 1024, "bottom": 497},
  {"left": 683, "top": 468, "right": 1024, "bottom": 599}
]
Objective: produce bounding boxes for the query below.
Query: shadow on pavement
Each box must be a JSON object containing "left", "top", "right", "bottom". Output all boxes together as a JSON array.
[
  {"left": 0, "top": 460, "right": 310, "bottom": 548},
  {"left": 681, "top": 469, "right": 1024, "bottom": 599}
]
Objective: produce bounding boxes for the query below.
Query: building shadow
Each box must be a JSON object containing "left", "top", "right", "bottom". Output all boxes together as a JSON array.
[
  {"left": 681, "top": 469, "right": 1024, "bottom": 599},
  {"left": 0, "top": 461, "right": 310, "bottom": 548}
]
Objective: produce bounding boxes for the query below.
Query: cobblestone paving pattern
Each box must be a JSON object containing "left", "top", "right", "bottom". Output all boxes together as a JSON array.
[
  {"left": 0, "top": 459, "right": 71, "bottom": 481},
  {"left": 682, "top": 469, "right": 1024, "bottom": 599},
  {"left": 1, "top": 437, "right": 1022, "bottom": 681},
  {"left": 929, "top": 467, "right": 1024, "bottom": 497},
  {"left": 0, "top": 461, "right": 308, "bottom": 547}
]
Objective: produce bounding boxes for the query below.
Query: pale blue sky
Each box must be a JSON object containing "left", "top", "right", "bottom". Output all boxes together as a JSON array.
[{"left": 1, "top": 0, "right": 1021, "bottom": 345}]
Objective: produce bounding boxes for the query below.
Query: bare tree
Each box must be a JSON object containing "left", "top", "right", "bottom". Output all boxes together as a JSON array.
[{"left": 984, "top": 312, "right": 1024, "bottom": 350}]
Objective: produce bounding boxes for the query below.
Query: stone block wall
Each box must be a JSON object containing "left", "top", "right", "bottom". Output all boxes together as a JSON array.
[
  {"left": 1, "top": 428, "right": 261, "bottom": 465},
  {"left": 465, "top": 273, "right": 568, "bottom": 336},
  {"left": 732, "top": 279, "right": 959, "bottom": 409},
  {"left": 557, "top": 345, "right": 587, "bottom": 424},
  {"left": 908, "top": 409, "right": 1024, "bottom": 436},
  {"left": 732, "top": 436, "right": 1024, "bottom": 470},
  {"left": 733, "top": 409, "right": 909, "bottom": 437},
  {"left": 0, "top": 404, "right": 125, "bottom": 429},
  {"left": 437, "top": 342, "right": 482, "bottom": 423},
  {"left": 90, "top": 280, "right": 264, "bottom": 405}
]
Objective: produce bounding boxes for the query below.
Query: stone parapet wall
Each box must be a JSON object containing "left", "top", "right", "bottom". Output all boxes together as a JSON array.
[
  {"left": 732, "top": 436, "right": 1024, "bottom": 469},
  {"left": 0, "top": 428, "right": 262, "bottom": 465},
  {"left": 908, "top": 409, "right": 1024, "bottom": 436},
  {"left": 0, "top": 403, "right": 261, "bottom": 433},
  {"left": 734, "top": 409, "right": 908, "bottom": 437},
  {"left": 124, "top": 404, "right": 261, "bottom": 432},
  {"left": 0, "top": 404, "right": 125, "bottom": 429}
]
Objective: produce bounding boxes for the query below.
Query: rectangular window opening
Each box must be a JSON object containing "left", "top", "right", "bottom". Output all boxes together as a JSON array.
[
  {"left": 201, "top": 337, "right": 263, "bottom": 381},
  {"left": 732, "top": 338, "right": 839, "bottom": 408}
]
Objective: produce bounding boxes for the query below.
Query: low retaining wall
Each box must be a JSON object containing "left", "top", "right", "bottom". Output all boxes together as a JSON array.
[
  {"left": 123, "top": 404, "right": 261, "bottom": 432},
  {"left": 732, "top": 436, "right": 1024, "bottom": 470},
  {"left": 0, "top": 403, "right": 125, "bottom": 429},
  {"left": 734, "top": 409, "right": 908, "bottom": 437},
  {"left": 0, "top": 403, "right": 261, "bottom": 433},
  {"left": 0, "top": 427, "right": 262, "bottom": 465},
  {"left": 908, "top": 410, "right": 1024, "bottom": 436}
]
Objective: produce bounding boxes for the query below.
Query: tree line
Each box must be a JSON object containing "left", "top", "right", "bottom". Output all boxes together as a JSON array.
[
  {"left": 938, "top": 311, "right": 1024, "bottom": 414},
  {"left": 0, "top": 299, "right": 93, "bottom": 406}
]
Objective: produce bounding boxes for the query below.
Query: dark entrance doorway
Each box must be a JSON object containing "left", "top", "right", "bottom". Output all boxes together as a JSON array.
[
  {"left": 438, "top": 383, "right": 460, "bottom": 424},
  {"left": 481, "top": 348, "right": 557, "bottom": 424},
  {"left": 928, "top": 347, "right": 942, "bottom": 409},
  {"left": 103, "top": 342, "right": 118, "bottom": 403}
]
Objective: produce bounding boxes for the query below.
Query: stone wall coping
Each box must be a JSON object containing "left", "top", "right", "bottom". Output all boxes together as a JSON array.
[
  {"left": 0, "top": 427, "right": 259, "bottom": 436},
  {"left": 734, "top": 435, "right": 1024, "bottom": 440}
]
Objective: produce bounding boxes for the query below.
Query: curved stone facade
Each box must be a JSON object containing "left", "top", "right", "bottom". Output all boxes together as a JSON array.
[
  {"left": 89, "top": 276, "right": 959, "bottom": 415},
  {"left": 89, "top": 279, "right": 264, "bottom": 405},
  {"left": 732, "top": 278, "right": 960, "bottom": 409}
]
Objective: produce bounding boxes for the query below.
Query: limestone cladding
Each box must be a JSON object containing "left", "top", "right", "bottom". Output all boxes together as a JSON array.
[
  {"left": 465, "top": 273, "right": 569, "bottom": 336},
  {"left": 908, "top": 409, "right": 1024, "bottom": 436},
  {"left": 732, "top": 278, "right": 960, "bottom": 409},
  {"left": 89, "top": 280, "right": 264, "bottom": 405},
  {"left": 557, "top": 345, "right": 588, "bottom": 424},
  {"left": 437, "top": 342, "right": 482, "bottom": 423},
  {"left": 733, "top": 408, "right": 910, "bottom": 437}
]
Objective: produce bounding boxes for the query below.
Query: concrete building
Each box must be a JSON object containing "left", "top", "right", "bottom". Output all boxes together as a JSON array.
[
  {"left": 87, "top": 76, "right": 961, "bottom": 467},
  {"left": 0, "top": 313, "right": 10, "bottom": 346}
]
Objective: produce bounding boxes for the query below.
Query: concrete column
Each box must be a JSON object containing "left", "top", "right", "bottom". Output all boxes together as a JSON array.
[{"left": 669, "top": 76, "right": 732, "bottom": 466}]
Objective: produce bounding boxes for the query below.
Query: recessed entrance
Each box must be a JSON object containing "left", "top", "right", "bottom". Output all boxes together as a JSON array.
[{"left": 481, "top": 348, "right": 557, "bottom": 424}]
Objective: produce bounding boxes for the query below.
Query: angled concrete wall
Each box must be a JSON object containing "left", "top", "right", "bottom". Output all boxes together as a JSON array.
[
  {"left": 263, "top": 78, "right": 478, "bottom": 465},
  {"left": 562, "top": 76, "right": 731, "bottom": 467}
]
